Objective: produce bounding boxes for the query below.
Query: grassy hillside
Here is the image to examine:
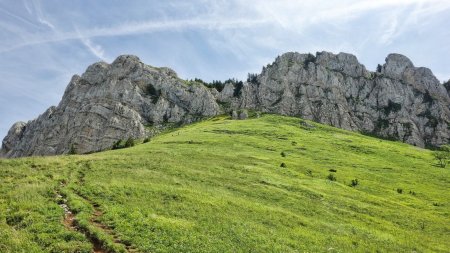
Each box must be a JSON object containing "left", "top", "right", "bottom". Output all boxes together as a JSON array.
[{"left": 0, "top": 114, "right": 449, "bottom": 252}]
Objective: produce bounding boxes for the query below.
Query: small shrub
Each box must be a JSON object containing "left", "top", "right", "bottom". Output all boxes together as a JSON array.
[
  {"left": 193, "top": 78, "right": 206, "bottom": 85},
  {"left": 350, "top": 179, "right": 359, "bottom": 187},
  {"left": 280, "top": 163, "right": 287, "bottom": 168},
  {"left": 291, "top": 141, "right": 297, "bottom": 146},
  {"left": 247, "top": 73, "right": 258, "bottom": 84},
  {"left": 124, "top": 138, "right": 135, "bottom": 148},
  {"left": 68, "top": 144, "right": 77, "bottom": 155},
  {"left": 327, "top": 173, "right": 336, "bottom": 181},
  {"left": 6, "top": 212, "right": 26, "bottom": 227},
  {"left": 409, "top": 190, "right": 416, "bottom": 196},
  {"left": 420, "top": 221, "right": 426, "bottom": 230},
  {"left": 233, "top": 81, "right": 244, "bottom": 97},
  {"left": 376, "top": 64, "right": 382, "bottom": 73},
  {"left": 304, "top": 53, "right": 316, "bottom": 67},
  {"left": 112, "top": 140, "right": 123, "bottom": 150},
  {"left": 143, "top": 137, "right": 151, "bottom": 143},
  {"left": 366, "top": 72, "right": 375, "bottom": 80},
  {"left": 281, "top": 151, "right": 286, "bottom": 157},
  {"left": 329, "top": 169, "right": 337, "bottom": 173},
  {"left": 204, "top": 80, "right": 225, "bottom": 92},
  {"left": 422, "top": 91, "right": 434, "bottom": 104},
  {"left": 444, "top": 79, "right": 450, "bottom": 93},
  {"left": 397, "top": 188, "right": 403, "bottom": 194},
  {"left": 383, "top": 100, "right": 402, "bottom": 115},
  {"left": 306, "top": 170, "right": 313, "bottom": 177},
  {"left": 433, "top": 150, "right": 449, "bottom": 168},
  {"left": 147, "top": 84, "right": 161, "bottom": 103},
  {"left": 112, "top": 138, "right": 135, "bottom": 149}
]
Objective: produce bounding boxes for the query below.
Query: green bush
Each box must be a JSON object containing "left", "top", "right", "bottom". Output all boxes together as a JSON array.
[
  {"left": 112, "top": 138, "right": 135, "bottom": 150},
  {"left": 350, "top": 179, "right": 359, "bottom": 187},
  {"left": 124, "top": 138, "right": 135, "bottom": 148},
  {"left": 112, "top": 140, "right": 123, "bottom": 150},
  {"left": 327, "top": 174, "right": 336, "bottom": 181},
  {"left": 68, "top": 144, "right": 77, "bottom": 155},
  {"left": 433, "top": 146, "right": 449, "bottom": 168},
  {"left": 247, "top": 73, "right": 258, "bottom": 84}
]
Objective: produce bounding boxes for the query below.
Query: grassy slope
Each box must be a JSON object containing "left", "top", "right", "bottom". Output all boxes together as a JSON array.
[{"left": 0, "top": 115, "right": 449, "bottom": 252}]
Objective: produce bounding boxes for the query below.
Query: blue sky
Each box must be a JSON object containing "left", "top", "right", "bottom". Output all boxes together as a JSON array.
[{"left": 1, "top": 0, "right": 450, "bottom": 139}]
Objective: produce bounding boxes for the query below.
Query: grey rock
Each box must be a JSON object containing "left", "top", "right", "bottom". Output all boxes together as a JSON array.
[
  {"left": 231, "top": 110, "right": 239, "bottom": 120},
  {"left": 299, "top": 120, "right": 315, "bottom": 130},
  {"left": 2, "top": 51, "right": 449, "bottom": 158},
  {"left": 239, "top": 110, "right": 248, "bottom": 120},
  {"left": 0, "top": 122, "right": 27, "bottom": 157},
  {"left": 382, "top": 53, "right": 414, "bottom": 79},
  {"left": 1, "top": 55, "right": 221, "bottom": 158},
  {"left": 218, "top": 51, "right": 449, "bottom": 148}
]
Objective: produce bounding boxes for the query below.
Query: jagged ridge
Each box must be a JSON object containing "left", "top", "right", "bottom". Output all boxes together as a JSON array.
[{"left": 1, "top": 52, "right": 449, "bottom": 157}]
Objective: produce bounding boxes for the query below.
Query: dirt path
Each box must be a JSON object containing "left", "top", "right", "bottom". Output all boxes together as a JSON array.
[
  {"left": 56, "top": 162, "right": 138, "bottom": 253},
  {"left": 56, "top": 185, "right": 107, "bottom": 253},
  {"left": 90, "top": 206, "right": 138, "bottom": 252}
]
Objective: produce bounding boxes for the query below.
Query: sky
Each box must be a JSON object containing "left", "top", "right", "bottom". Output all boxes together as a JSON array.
[{"left": 1, "top": 0, "right": 450, "bottom": 140}]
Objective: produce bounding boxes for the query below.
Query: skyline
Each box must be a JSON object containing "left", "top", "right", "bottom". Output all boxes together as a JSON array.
[{"left": 1, "top": 0, "right": 450, "bottom": 139}]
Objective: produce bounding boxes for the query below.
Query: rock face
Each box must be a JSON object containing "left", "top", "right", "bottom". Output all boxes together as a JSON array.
[
  {"left": 1, "top": 55, "right": 220, "bottom": 157},
  {"left": 219, "top": 52, "right": 449, "bottom": 147},
  {"left": 1, "top": 52, "right": 449, "bottom": 157}
]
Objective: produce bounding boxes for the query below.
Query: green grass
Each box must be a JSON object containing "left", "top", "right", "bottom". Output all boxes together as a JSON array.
[{"left": 1, "top": 114, "right": 449, "bottom": 252}]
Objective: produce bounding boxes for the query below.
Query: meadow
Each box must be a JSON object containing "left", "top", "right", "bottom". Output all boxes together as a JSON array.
[{"left": 0, "top": 114, "right": 449, "bottom": 252}]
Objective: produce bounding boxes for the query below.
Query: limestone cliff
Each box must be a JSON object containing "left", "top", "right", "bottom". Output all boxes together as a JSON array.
[
  {"left": 1, "top": 55, "right": 220, "bottom": 157},
  {"left": 219, "top": 52, "right": 449, "bottom": 147},
  {"left": 2, "top": 52, "right": 449, "bottom": 157}
]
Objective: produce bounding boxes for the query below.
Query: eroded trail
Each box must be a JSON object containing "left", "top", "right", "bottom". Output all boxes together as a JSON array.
[
  {"left": 56, "top": 181, "right": 108, "bottom": 253},
  {"left": 89, "top": 204, "right": 138, "bottom": 252},
  {"left": 76, "top": 163, "right": 138, "bottom": 252},
  {"left": 55, "top": 162, "right": 138, "bottom": 253},
  {"left": 56, "top": 189, "right": 75, "bottom": 229}
]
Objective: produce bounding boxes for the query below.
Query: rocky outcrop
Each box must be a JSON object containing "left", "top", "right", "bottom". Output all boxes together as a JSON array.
[
  {"left": 2, "top": 52, "right": 449, "bottom": 157},
  {"left": 1, "top": 55, "right": 220, "bottom": 157},
  {"left": 218, "top": 52, "right": 450, "bottom": 147}
]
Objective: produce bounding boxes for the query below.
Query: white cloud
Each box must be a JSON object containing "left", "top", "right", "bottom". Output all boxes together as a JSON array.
[
  {"left": 23, "top": 0, "right": 33, "bottom": 15},
  {"left": 79, "top": 37, "right": 107, "bottom": 61},
  {"left": 0, "top": 17, "right": 270, "bottom": 54},
  {"left": 0, "top": 7, "right": 40, "bottom": 29},
  {"left": 379, "top": 11, "right": 400, "bottom": 45},
  {"left": 31, "top": 0, "right": 55, "bottom": 29},
  {"left": 2, "top": 0, "right": 450, "bottom": 55}
]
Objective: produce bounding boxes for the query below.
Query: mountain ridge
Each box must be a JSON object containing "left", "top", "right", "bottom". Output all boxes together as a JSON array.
[{"left": 2, "top": 51, "right": 449, "bottom": 158}]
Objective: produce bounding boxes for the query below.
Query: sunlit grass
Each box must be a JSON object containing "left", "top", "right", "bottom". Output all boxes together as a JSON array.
[{"left": 0, "top": 114, "right": 449, "bottom": 252}]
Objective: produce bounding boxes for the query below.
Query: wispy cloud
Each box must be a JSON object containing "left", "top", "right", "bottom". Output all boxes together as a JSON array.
[
  {"left": 79, "top": 37, "right": 107, "bottom": 61},
  {"left": 0, "top": 7, "right": 40, "bottom": 29},
  {"left": 3, "top": 0, "right": 450, "bottom": 54},
  {"left": 0, "top": 17, "right": 270, "bottom": 54},
  {"left": 379, "top": 11, "right": 401, "bottom": 45},
  {"left": 23, "top": 0, "right": 32, "bottom": 15},
  {"left": 30, "top": 0, "right": 55, "bottom": 29}
]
